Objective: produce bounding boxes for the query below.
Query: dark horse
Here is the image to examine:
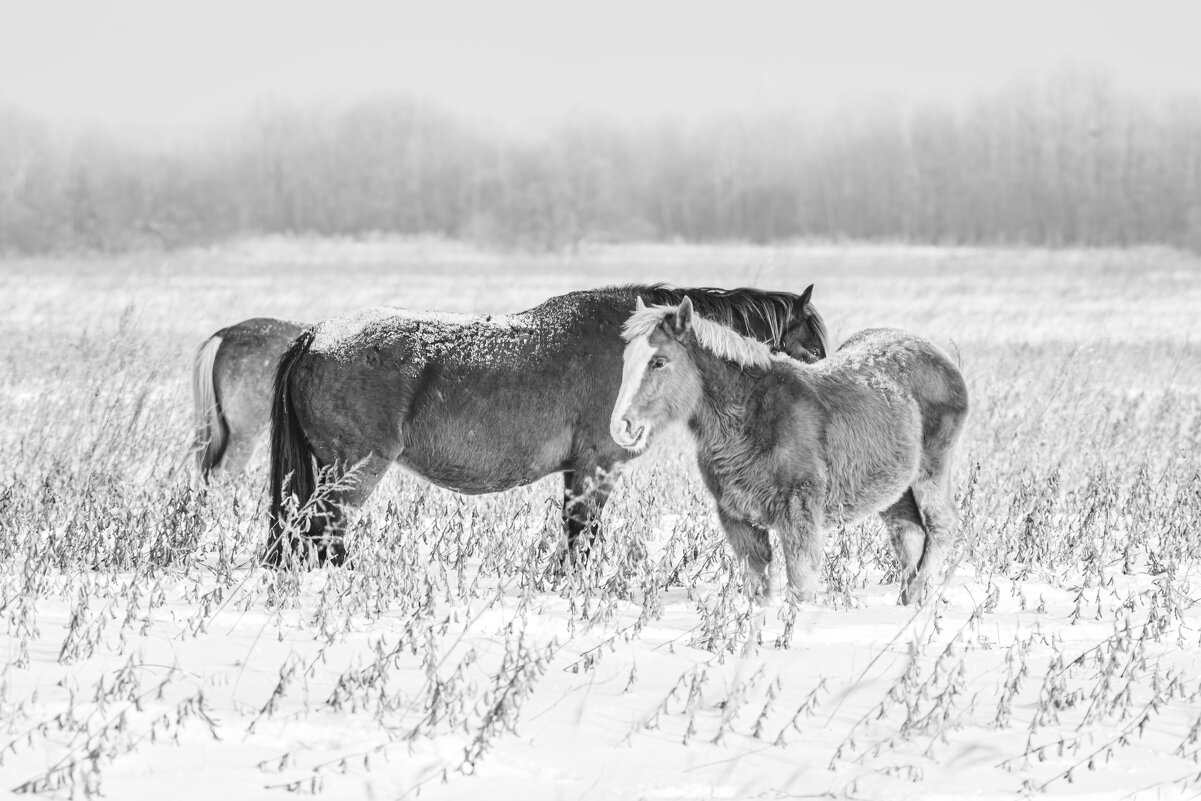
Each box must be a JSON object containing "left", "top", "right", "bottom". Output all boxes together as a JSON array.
[
  {"left": 193, "top": 318, "right": 308, "bottom": 478},
  {"left": 611, "top": 298, "right": 967, "bottom": 605},
  {"left": 264, "top": 284, "right": 829, "bottom": 567}
]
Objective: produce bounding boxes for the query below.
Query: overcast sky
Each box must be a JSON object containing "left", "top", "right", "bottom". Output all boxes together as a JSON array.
[{"left": 2, "top": 0, "right": 1200, "bottom": 130}]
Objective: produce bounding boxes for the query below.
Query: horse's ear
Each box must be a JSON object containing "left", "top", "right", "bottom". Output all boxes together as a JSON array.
[
  {"left": 799, "top": 284, "right": 814, "bottom": 307},
  {"left": 672, "top": 296, "right": 694, "bottom": 335},
  {"left": 636, "top": 297, "right": 647, "bottom": 311}
]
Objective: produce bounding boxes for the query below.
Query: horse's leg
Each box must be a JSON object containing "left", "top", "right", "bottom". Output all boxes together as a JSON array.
[
  {"left": 214, "top": 428, "right": 257, "bottom": 477},
  {"left": 307, "top": 453, "right": 392, "bottom": 567},
  {"left": 906, "top": 481, "right": 959, "bottom": 605},
  {"left": 716, "top": 510, "right": 773, "bottom": 599},
  {"left": 780, "top": 492, "right": 825, "bottom": 603},
  {"left": 563, "top": 463, "right": 620, "bottom": 556},
  {"left": 904, "top": 396, "right": 968, "bottom": 604},
  {"left": 880, "top": 488, "right": 927, "bottom": 605},
  {"left": 561, "top": 469, "right": 580, "bottom": 550}
]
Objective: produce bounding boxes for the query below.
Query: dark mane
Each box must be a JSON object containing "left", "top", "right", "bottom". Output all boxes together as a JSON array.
[
  {"left": 803, "top": 302, "right": 830, "bottom": 359},
  {"left": 630, "top": 283, "right": 830, "bottom": 358}
]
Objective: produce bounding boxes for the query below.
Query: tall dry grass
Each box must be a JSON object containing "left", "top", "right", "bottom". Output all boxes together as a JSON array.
[{"left": 1, "top": 241, "right": 1199, "bottom": 798}]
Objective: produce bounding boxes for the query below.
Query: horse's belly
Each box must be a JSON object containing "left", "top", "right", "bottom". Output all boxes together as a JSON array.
[
  {"left": 828, "top": 471, "right": 914, "bottom": 524},
  {"left": 393, "top": 457, "right": 515, "bottom": 495},
  {"left": 398, "top": 420, "right": 574, "bottom": 495}
]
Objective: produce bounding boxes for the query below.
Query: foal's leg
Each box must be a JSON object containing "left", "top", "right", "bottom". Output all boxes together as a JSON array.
[
  {"left": 716, "top": 510, "right": 773, "bottom": 600},
  {"left": 214, "top": 428, "right": 258, "bottom": 477},
  {"left": 880, "top": 488, "right": 927, "bottom": 605},
  {"left": 906, "top": 481, "right": 959, "bottom": 604},
  {"left": 780, "top": 492, "right": 825, "bottom": 602},
  {"left": 905, "top": 398, "right": 968, "bottom": 604}
]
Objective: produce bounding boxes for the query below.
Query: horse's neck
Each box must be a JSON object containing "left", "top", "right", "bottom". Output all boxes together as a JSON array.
[{"left": 687, "top": 346, "right": 771, "bottom": 448}]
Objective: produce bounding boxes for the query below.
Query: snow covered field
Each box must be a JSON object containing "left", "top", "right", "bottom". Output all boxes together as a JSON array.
[{"left": 1, "top": 242, "right": 1200, "bottom": 799}]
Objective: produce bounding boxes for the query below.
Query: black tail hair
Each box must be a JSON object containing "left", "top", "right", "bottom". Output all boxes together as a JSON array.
[{"left": 263, "top": 329, "right": 318, "bottom": 567}]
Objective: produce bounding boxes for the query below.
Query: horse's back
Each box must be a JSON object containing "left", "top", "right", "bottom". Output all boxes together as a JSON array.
[
  {"left": 214, "top": 317, "right": 308, "bottom": 372},
  {"left": 833, "top": 328, "right": 965, "bottom": 405},
  {"left": 835, "top": 328, "right": 949, "bottom": 366}
]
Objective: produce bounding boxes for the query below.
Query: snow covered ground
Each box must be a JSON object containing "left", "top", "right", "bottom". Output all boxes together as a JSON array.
[
  {"left": 3, "top": 500, "right": 1200, "bottom": 800},
  {"left": 1, "top": 242, "right": 1199, "bottom": 799}
]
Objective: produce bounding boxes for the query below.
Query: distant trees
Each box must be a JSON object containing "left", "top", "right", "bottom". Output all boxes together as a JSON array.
[{"left": 3, "top": 70, "right": 1201, "bottom": 253}]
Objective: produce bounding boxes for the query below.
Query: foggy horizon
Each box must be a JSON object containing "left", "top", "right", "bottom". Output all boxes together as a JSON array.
[
  {"left": 4, "top": 0, "right": 1201, "bottom": 133},
  {"left": 5, "top": 0, "right": 1201, "bottom": 255}
]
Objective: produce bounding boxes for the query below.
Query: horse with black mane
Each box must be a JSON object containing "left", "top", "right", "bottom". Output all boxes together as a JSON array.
[
  {"left": 610, "top": 297, "right": 967, "bottom": 605},
  {"left": 264, "top": 284, "right": 829, "bottom": 567}
]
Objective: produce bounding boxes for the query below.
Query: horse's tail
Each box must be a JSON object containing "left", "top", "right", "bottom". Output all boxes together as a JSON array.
[
  {"left": 264, "top": 329, "right": 318, "bottom": 567},
  {"left": 193, "top": 334, "right": 227, "bottom": 480}
]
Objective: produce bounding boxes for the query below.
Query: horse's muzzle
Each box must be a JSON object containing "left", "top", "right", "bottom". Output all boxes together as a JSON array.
[{"left": 610, "top": 416, "right": 646, "bottom": 451}]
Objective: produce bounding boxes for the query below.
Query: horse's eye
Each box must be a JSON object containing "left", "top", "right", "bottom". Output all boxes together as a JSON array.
[{"left": 649, "top": 356, "right": 667, "bottom": 370}]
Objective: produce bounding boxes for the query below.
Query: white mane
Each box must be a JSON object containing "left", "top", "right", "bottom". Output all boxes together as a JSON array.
[{"left": 622, "top": 303, "right": 777, "bottom": 370}]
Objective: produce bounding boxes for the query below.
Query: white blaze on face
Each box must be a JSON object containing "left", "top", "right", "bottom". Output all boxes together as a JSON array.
[{"left": 610, "top": 334, "right": 655, "bottom": 451}]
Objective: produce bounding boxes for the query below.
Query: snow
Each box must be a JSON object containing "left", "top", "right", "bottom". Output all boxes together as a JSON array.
[{"left": 3, "top": 506, "right": 1200, "bottom": 800}]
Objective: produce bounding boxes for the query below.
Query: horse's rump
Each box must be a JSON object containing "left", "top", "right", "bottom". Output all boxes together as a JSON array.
[{"left": 831, "top": 328, "right": 969, "bottom": 471}]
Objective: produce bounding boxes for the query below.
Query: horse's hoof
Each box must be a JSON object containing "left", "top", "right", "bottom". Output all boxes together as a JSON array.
[
  {"left": 786, "top": 587, "right": 818, "bottom": 605},
  {"left": 758, "top": 591, "right": 784, "bottom": 610},
  {"left": 899, "top": 582, "right": 930, "bottom": 607}
]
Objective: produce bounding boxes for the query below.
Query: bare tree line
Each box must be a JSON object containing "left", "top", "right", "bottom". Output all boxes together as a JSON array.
[{"left": 2, "top": 69, "right": 1200, "bottom": 253}]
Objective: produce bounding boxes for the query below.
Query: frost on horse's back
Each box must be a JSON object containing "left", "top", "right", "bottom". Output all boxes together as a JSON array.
[
  {"left": 309, "top": 306, "right": 402, "bottom": 357},
  {"left": 309, "top": 306, "right": 549, "bottom": 363}
]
